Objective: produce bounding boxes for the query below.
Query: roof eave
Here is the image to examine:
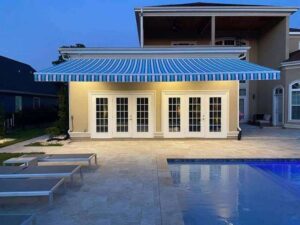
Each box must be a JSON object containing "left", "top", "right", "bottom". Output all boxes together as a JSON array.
[
  {"left": 290, "top": 32, "right": 300, "bottom": 36},
  {"left": 59, "top": 46, "right": 250, "bottom": 56},
  {"left": 281, "top": 60, "right": 300, "bottom": 68},
  {"left": 134, "top": 6, "right": 299, "bottom": 14}
]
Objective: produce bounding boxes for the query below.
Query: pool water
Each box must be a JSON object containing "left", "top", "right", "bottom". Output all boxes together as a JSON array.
[{"left": 168, "top": 160, "right": 300, "bottom": 225}]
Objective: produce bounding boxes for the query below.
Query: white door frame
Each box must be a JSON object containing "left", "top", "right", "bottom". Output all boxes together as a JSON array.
[
  {"left": 272, "top": 85, "right": 284, "bottom": 126},
  {"left": 239, "top": 81, "right": 249, "bottom": 123},
  {"left": 162, "top": 91, "right": 229, "bottom": 138},
  {"left": 89, "top": 91, "right": 155, "bottom": 138}
]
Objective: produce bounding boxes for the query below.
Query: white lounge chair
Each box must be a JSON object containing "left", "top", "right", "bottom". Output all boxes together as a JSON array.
[
  {"left": 22, "top": 153, "right": 97, "bottom": 166},
  {"left": 0, "top": 165, "right": 83, "bottom": 183},
  {"left": 0, "top": 178, "right": 65, "bottom": 205},
  {"left": 0, "top": 214, "right": 35, "bottom": 225}
]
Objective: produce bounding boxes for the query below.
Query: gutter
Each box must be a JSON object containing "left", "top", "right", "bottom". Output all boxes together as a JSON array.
[
  {"left": 59, "top": 46, "right": 250, "bottom": 56},
  {"left": 134, "top": 6, "right": 299, "bottom": 14},
  {"left": 290, "top": 32, "right": 300, "bottom": 36},
  {"left": 280, "top": 60, "right": 300, "bottom": 68}
]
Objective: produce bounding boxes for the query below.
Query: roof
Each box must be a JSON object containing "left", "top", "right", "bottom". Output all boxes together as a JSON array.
[
  {"left": 34, "top": 57, "right": 280, "bottom": 82},
  {"left": 290, "top": 28, "right": 300, "bottom": 32},
  {"left": 152, "top": 2, "right": 264, "bottom": 7},
  {"left": 134, "top": 2, "right": 298, "bottom": 14},
  {"left": 284, "top": 50, "right": 300, "bottom": 62},
  {"left": 0, "top": 55, "right": 58, "bottom": 95}
]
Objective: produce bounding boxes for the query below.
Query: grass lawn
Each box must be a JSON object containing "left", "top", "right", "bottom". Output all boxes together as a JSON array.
[
  {"left": 0, "top": 152, "right": 44, "bottom": 165},
  {"left": 0, "top": 128, "right": 46, "bottom": 148}
]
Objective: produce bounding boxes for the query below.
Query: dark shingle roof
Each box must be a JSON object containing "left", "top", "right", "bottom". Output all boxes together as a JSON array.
[
  {"left": 0, "top": 55, "right": 58, "bottom": 95},
  {"left": 153, "top": 2, "right": 265, "bottom": 7},
  {"left": 285, "top": 50, "right": 300, "bottom": 62},
  {"left": 290, "top": 28, "right": 300, "bottom": 32}
]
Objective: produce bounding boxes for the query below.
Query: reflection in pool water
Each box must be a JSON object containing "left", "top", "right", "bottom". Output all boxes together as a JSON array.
[{"left": 168, "top": 161, "right": 300, "bottom": 225}]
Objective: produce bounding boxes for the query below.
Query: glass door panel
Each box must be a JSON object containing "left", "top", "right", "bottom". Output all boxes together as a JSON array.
[
  {"left": 209, "top": 97, "right": 222, "bottom": 132},
  {"left": 168, "top": 97, "right": 181, "bottom": 132},
  {"left": 96, "top": 98, "right": 108, "bottom": 133},
  {"left": 136, "top": 97, "right": 149, "bottom": 132},
  {"left": 239, "top": 98, "right": 245, "bottom": 121},
  {"left": 116, "top": 97, "right": 129, "bottom": 133},
  {"left": 189, "top": 97, "right": 201, "bottom": 132}
]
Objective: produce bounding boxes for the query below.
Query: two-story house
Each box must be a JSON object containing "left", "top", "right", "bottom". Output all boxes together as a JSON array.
[
  {"left": 0, "top": 55, "right": 58, "bottom": 114},
  {"left": 34, "top": 2, "right": 300, "bottom": 139}
]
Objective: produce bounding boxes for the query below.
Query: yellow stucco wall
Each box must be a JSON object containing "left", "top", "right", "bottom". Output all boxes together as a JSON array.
[{"left": 69, "top": 81, "right": 239, "bottom": 136}]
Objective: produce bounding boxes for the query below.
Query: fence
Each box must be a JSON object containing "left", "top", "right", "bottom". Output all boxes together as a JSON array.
[
  {"left": 4, "top": 114, "right": 15, "bottom": 129},
  {"left": 4, "top": 107, "right": 58, "bottom": 130}
]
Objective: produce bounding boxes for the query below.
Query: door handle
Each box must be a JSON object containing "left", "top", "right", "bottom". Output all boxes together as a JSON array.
[
  {"left": 202, "top": 115, "right": 206, "bottom": 121},
  {"left": 129, "top": 115, "right": 133, "bottom": 120}
]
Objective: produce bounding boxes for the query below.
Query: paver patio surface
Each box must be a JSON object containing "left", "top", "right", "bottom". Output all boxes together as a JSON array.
[{"left": 0, "top": 132, "right": 300, "bottom": 225}]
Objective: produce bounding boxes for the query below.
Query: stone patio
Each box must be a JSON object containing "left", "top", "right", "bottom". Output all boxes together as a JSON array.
[{"left": 0, "top": 127, "right": 300, "bottom": 225}]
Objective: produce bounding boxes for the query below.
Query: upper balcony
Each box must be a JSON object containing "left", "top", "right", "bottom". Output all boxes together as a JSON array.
[
  {"left": 135, "top": 3, "right": 298, "bottom": 67},
  {"left": 135, "top": 3, "right": 298, "bottom": 47}
]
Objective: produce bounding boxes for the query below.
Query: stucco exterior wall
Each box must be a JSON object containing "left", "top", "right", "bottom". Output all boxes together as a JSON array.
[
  {"left": 255, "top": 17, "right": 289, "bottom": 115},
  {"left": 281, "top": 66, "right": 300, "bottom": 126},
  {"left": 69, "top": 81, "right": 238, "bottom": 137},
  {"left": 289, "top": 35, "right": 300, "bottom": 53}
]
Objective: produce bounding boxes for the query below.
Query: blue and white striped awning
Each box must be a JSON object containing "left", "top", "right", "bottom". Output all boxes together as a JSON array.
[{"left": 34, "top": 58, "right": 280, "bottom": 82}]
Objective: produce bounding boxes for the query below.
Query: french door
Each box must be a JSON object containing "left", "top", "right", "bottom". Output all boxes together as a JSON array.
[
  {"left": 163, "top": 92, "right": 227, "bottom": 138},
  {"left": 91, "top": 93, "right": 153, "bottom": 138},
  {"left": 273, "top": 87, "right": 283, "bottom": 126}
]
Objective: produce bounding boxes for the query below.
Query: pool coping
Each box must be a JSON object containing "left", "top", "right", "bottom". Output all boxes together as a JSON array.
[
  {"left": 156, "top": 156, "right": 185, "bottom": 225},
  {"left": 168, "top": 158, "right": 300, "bottom": 163}
]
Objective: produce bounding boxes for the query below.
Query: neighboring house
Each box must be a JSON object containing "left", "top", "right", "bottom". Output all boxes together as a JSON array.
[
  {"left": 0, "top": 56, "right": 58, "bottom": 125},
  {"left": 34, "top": 2, "right": 300, "bottom": 139}
]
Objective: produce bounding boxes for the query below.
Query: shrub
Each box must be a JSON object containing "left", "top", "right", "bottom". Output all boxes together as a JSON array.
[
  {"left": 56, "top": 86, "right": 69, "bottom": 134},
  {"left": 45, "top": 126, "right": 61, "bottom": 137}
]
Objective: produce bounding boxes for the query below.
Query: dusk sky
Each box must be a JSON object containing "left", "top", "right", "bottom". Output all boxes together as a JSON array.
[{"left": 0, "top": 0, "right": 299, "bottom": 70}]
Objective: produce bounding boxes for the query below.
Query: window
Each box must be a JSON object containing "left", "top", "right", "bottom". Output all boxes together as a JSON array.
[
  {"left": 215, "top": 38, "right": 247, "bottom": 47},
  {"left": 289, "top": 81, "right": 300, "bottom": 120},
  {"left": 171, "top": 41, "right": 197, "bottom": 46},
  {"left": 224, "top": 40, "right": 235, "bottom": 46},
  {"left": 136, "top": 98, "right": 149, "bottom": 132},
  {"left": 96, "top": 98, "right": 109, "bottom": 133},
  {"left": 209, "top": 97, "right": 222, "bottom": 132},
  {"left": 239, "top": 99, "right": 245, "bottom": 120},
  {"left": 298, "top": 41, "right": 300, "bottom": 50},
  {"left": 215, "top": 38, "right": 248, "bottom": 60},
  {"left": 239, "top": 89, "right": 247, "bottom": 96},
  {"left": 33, "top": 97, "right": 40, "bottom": 109},
  {"left": 15, "top": 96, "right": 22, "bottom": 112},
  {"left": 168, "top": 97, "right": 181, "bottom": 132},
  {"left": 275, "top": 88, "right": 283, "bottom": 95}
]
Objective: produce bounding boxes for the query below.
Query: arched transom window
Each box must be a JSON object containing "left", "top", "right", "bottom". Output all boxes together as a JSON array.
[
  {"left": 290, "top": 81, "right": 300, "bottom": 120},
  {"left": 274, "top": 87, "right": 283, "bottom": 95}
]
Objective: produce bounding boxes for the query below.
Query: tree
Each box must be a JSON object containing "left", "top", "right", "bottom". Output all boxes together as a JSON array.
[
  {"left": 52, "top": 43, "right": 86, "bottom": 65},
  {"left": 48, "top": 43, "right": 85, "bottom": 137},
  {"left": 56, "top": 86, "right": 69, "bottom": 134},
  {"left": 0, "top": 105, "right": 5, "bottom": 138}
]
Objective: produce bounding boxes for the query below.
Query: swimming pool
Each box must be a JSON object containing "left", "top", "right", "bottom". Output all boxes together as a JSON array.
[{"left": 168, "top": 159, "right": 300, "bottom": 225}]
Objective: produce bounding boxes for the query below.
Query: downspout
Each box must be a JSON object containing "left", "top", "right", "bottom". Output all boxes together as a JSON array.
[
  {"left": 140, "top": 9, "right": 144, "bottom": 48},
  {"left": 237, "top": 81, "right": 242, "bottom": 140},
  {"left": 61, "top": 53, "right": 73, "bottom": 136}
]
